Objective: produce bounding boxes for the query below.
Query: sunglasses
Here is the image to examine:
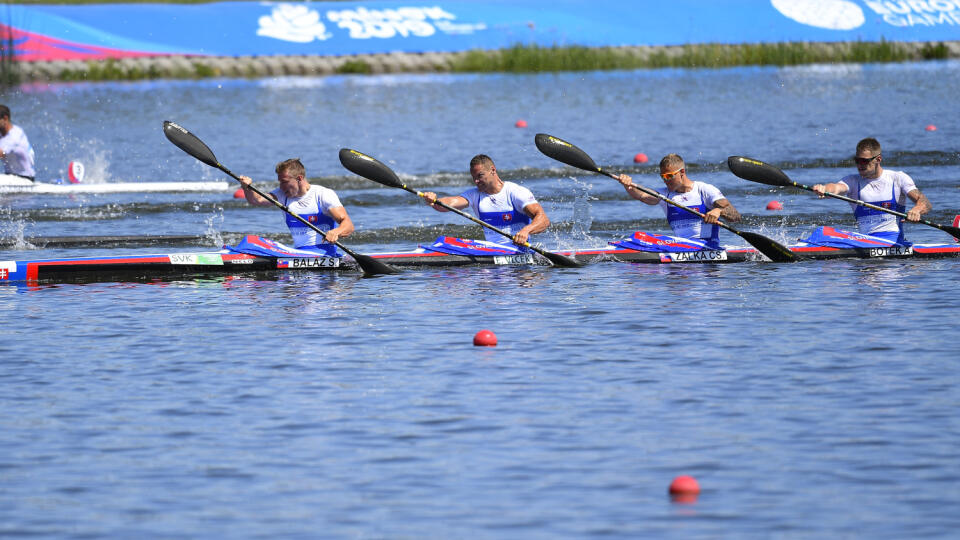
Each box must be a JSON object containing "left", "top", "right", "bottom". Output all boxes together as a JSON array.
[
  {"left": 854, "top": 154, "right": 880, "bottom": 166},
  {"left": 660, "top": 168, "right": 684, "bottom": 181}
]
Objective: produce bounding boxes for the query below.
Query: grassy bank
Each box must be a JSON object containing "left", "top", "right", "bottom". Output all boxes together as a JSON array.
[
  {"left": 2, "top": 41, "right": 957, "bottom": 84},
  {"left": 451, "top": 41, "right": 952, "bottom": 72}
]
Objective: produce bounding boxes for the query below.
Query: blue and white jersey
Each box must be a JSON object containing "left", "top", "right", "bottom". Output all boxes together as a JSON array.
[
  {"left": 270, "top": 185, "right": 343, "bottom": 252},
  {"left": 839, "top": 169, "right": 916, "bottom": 239},
  {"left": 0, "top": 124, "right": 35, "bottom": 178},
  {"left": 459, "top": 181, "right": 536, "bottom": 245},
  {"left": 655, "top": 181, "right": 725, "bottom": 243}
]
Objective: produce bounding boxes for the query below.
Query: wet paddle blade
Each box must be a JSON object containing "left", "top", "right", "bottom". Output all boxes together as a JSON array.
[
  {"left": 352, "top": 252, "right": 400, "bottom": 276},
  {"left": 163, "top": 121, "right": 220, "bottom": 169},
  {"left": 535, "top": 133, "right": 601, "bottom": 173},
  {"left": 938, "top": 223, "right": 960, "bottom": 239},
  {"left": 339, "top": 148, "right": 404, "bottom": 189},
  {"left": 727, "top": 156, "right": 793, "bottom": 188},
  {"left": 538, "top": 248, "right": 583, "bottom": 268},
  {"left": 737, "top": 230, "right": 798, "bottom": 263}
]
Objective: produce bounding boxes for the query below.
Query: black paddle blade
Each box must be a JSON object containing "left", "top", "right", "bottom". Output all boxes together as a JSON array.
[
  {"left": 539, "top": 249, "right": 583, "bottom": 268},
  {"left": 339, "top": 148, "right": 403, "bottom": 189},
  {"left": 352, "top": 253, "right": 400, "bottom": 276},
  {"left": 937, "top": 223, "right": 960, "bottom": 239},
  {"left": 535, "top": 133, "right": 601, "bottom": 173},
  {"left": 163, "top": 121, "right": 219, "bottom": 168},
  {"left": 737, "top": 230, "right": 799, "bottom": 263},
  {"left": 727, "top": 156, "right": 793, "bottom": 188}
]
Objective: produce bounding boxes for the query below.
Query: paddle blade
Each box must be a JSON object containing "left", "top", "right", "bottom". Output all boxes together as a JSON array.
[
  {"left": 535, "top": 133, "right": 601, "bottom": 173},
  {"left": 938, "top": 222, "right": 960, "bottom": 240},
  {"left": 352, "top": 253, "right": 400, "bottom": 276},
  {"left": 163, "top": 121, "right": 219, "bottom": 168},
  {"left": 727, "top": 156, "right": 793, "bottom": 188},
  {"left": 539, "top": 248, "right": 583, "bottom": 268},
  {"left": 339, "top": 148, "right": 403, "bottom": 189},
  {"left": 736, "top": 230, "right": 799, "bottom": 263}
]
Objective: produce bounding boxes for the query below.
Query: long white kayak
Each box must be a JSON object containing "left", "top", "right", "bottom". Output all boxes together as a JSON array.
[{"left": 0, "top": 174, "right": 231, "bottom": 194}]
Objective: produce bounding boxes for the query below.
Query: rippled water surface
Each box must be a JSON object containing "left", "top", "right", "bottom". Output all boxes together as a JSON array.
[{"left": 2, "top": 62, "right": 959, "bottom": 538}]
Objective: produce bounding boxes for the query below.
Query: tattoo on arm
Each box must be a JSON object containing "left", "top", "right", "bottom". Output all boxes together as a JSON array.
[{"left": 716, "top": 201, "right": 741, "bottom": 222}]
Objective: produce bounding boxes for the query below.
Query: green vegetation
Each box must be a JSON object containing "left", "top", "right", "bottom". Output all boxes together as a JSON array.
[
  {"left": 449, "top": 41, "right": 951, "bottom": 73},
  {"left": 336, "top": 59, "right": 373, "bottom": 75}
]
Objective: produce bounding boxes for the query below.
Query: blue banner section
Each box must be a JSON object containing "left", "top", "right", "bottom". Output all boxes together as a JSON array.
[{"left": 4, "top": 0, "right": 960, "bottom": 61}]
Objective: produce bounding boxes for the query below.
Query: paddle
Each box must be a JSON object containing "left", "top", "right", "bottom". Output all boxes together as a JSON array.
[
  {"left": 534, "top": 133, "right": 798, "bottom": 263},
  {"left": 337, "top": 148, "right": 583, "bottom": 268},
  {"left": 161, "top": 121, "right": 398, "bottom": 275},
  {"left": 727, "top": 155, "right": 960, "bottom": 240}
]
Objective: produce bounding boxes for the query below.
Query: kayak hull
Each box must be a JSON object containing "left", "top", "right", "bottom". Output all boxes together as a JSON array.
[{"left": 3, "top": 242, "right": 959, "bottom": 285}]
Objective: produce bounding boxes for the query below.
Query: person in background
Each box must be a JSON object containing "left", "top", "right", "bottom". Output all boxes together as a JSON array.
[
  {"left": 812, "top": 137, "right": 931, "bottom": 244},
  {"left": 0, "top": 104, "right": 36, "bottom": 180},
  {"left": 238, "top": 158, "right": 354, "bottom": 256},
  {"left": 614, "top": 153, "right": 740, "bottom": 246},
  {"left": 421, "top": 154, "right": 550, "bottom": 247}
]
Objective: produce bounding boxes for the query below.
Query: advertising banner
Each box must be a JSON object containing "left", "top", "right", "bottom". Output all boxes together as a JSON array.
[{"left": 3, "top": 0, "right": 960, "bottom": 62}]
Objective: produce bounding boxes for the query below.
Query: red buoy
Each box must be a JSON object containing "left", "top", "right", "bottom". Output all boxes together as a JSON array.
[
  {"left": 925, "top": 124, "right": 937, "bottom": 132},
  {"left": 515, "top": 119, "right": 528, "bottom": 128},
  {"left": 233, "top": 188, "right": 245, "bottom": 199},
  {"left": 669, "top": 475, "right": 700, "bottom": 503},
  {"left": 633, "top": 153, "right": 649, "bottom": 164},
  {"left": 766, "top": 200, "right": 783, "bottom": 211},
  {"left": 473, "top": 329, "right": 497, "bottom": 347}
]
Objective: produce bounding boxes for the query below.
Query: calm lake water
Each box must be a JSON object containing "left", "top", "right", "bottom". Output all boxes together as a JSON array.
[{"left": 2, "top": 61, "right": 959, "bottom": 538}]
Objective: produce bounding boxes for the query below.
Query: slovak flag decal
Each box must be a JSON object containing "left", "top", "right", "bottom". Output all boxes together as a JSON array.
[{"left": 277, "top": 260, "right": 290, "bottom": 268}]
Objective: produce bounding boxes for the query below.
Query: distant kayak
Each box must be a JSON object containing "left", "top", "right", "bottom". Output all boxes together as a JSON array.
[{"left": 1, "top": 173, "right": 231, "bottom": 194}]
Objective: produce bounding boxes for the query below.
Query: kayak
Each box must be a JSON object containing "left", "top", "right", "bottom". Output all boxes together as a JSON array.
[
  {"left": 0, "top": 173, "right": 230, "bottom": 194},
  {"left": 3, "top": 235, "right": 959, "bottom": 285}
]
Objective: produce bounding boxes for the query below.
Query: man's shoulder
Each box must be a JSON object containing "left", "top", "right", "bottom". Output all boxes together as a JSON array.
[
  {"left": 692, "top": 180, "right": 720, "bottom": 190},
  {"left": 504, "top": 181, "right": 535, "bottom": 196},
  {"left": 881, "top": 168, "right": 911, "bottom": 180},
  {"left": 693, "top": 180, "right": 723, "bottom": 196}
]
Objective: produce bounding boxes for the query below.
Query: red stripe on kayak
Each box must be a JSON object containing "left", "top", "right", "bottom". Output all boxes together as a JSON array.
[
  {"left": 35, "top": 256, "right": 172, "bottom": 266},
  {"left": 913, "top": 246, "right": 960, "bottom": 254}
]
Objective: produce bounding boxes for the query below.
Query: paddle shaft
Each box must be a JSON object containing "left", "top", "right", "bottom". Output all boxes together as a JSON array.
[
  {"left": 598, "top": 169, "right": 745, "bottom": 237},
  {"left": 789, "top": 177, "right": 958, "bottom": 237},
  {"left": 225, "top": 164, "right": 399, "bottom": 274},
  {"left": 408, "top": 183, "right": 575, "bottom": 263},
  {"left": 223, "top": 164, "right": 361, "bottom": 252},
  {"left": 163, "top": 122, "right": 397, "bottom": 274},
  {"left": 532, "top": 134, "right": 797, "bottom": 262}
]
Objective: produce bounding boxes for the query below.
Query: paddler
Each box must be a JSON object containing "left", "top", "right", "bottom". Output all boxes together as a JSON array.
[
  {"left": 811, "top": 137, "right": 931, "bottom": 244},
  {"left": 614, "top": 153, "right": 741, "bottom": 248},
  {"left": 422, "top": 154, "right": 550, "bottom": 247},
  {"left": 0, "top": 104, "right": 36, "bottom": 181},
  {"left": 238, "top": 158, "right": 355, "bottom": 256}
]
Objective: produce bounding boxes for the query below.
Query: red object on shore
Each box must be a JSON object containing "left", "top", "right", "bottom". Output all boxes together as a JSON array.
[
  {"left": 473, "top": 329, "right": 498, "bottom": 347},
  {"left": 633, "top": 153, "right": 649, "bottom": 164},
  {"left": 766, "top": 200, "right": 783, "bottom": 211},
  {"left": 515, "top": 119, "right": 528, "bottom": 128}
]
